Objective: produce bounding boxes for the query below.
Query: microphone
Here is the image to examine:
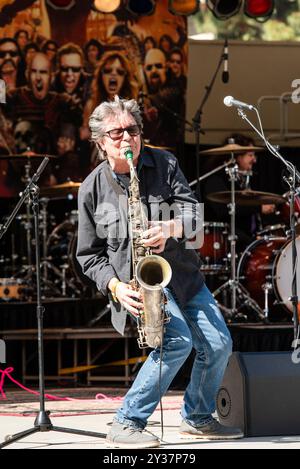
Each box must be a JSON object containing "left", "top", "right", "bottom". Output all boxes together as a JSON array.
[
  {"left": 223, "top": 96, "right": 254, "bottom": 111},
  {"left": 32, "top": 157, "right": 49, "bottom": 182},
  {"left": 222, "top": 39, "right": 229, "bottom": 84}
]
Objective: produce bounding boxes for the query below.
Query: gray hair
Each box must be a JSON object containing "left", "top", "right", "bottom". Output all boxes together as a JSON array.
[{"left": 89, "top": 95, "right": 143, "bottom": 159}]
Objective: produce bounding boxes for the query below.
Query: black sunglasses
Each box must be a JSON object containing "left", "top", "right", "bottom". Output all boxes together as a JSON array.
[
  {"left": 145, "top": 63, "right": 163, "bottom": 72},
  {"left": 104, "top": 125, "right": 140, "bottom": 140},
  {"left": 102, "top": 67, "right": 126, "bottom": 77},
  {"left": 60, "top": 65, "right": 82, "bottom": 73},
  {"left": 0, "top": 50, "right": 18, "bottom": 59}
]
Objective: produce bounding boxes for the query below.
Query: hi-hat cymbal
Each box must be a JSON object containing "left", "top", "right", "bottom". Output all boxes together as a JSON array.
[
  {"left": 207, "top": 190, "right": 285, "bottom": 206},
  {"left": 199, "top": 144, "right": 265, "bottom": 156},
  {"left": 40, "top": 181, "right": 81, "bottom": 198},
  {"left": 0, "top": 151, "right": 57, "bottom": 159}
]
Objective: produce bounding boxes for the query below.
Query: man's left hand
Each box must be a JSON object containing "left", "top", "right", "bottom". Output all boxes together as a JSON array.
[{"left": 141, "top": 220, "right": 182, "bottom": 254}]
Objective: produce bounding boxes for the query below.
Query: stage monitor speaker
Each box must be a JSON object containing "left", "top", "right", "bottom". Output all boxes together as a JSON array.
[{"left": 216, "top": 351, "right": 300, "bottom": 437}]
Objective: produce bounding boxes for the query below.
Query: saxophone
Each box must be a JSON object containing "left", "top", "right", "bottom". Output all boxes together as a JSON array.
[{"left": 125, "top": 148, "right": 172, "bottom": 348}]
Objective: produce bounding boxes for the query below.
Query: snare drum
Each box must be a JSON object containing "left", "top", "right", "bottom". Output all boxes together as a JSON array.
[{"left": 198, "top": 222, "right": 228, "bottom": 272}]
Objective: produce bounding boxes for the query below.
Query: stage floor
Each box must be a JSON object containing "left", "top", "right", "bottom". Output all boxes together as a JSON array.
[{"left": 0, "top": 387, "right": 300, "bottom": 449}]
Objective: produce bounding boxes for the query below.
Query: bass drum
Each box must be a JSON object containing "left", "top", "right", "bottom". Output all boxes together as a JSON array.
[
  {"left": 47, "top": 212, "right": 95, "bottom": 296},
  {"left": 275, "top": 236, "right": 300, "bottom": 314},
  {"left": 237, "top": 236, "right": 300, "bottom": 319}
]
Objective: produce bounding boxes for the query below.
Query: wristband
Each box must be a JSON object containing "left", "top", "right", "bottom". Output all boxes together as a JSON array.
[{"left": 110, "top": 279, "right": 121, "bottom": 303}]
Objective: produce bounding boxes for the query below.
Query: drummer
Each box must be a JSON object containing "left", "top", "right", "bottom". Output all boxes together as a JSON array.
[{"left": 202, "top": 133, "right": 275, "bottom": 251}]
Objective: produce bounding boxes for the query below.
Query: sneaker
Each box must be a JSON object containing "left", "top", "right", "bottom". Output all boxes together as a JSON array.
[
  {"left": 179, "top": 418, "right": 244, "bottom": 440},
  {"left": 106, "top": 422, "right": 160, "bottom": 449}
]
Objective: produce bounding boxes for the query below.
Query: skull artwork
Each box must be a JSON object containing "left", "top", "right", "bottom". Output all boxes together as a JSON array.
[{"left": 14, "top": 120, "right": 37, "bottom": 153}]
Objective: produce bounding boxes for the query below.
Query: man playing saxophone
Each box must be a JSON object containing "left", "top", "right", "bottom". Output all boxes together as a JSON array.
[{"left": 76, "top": 96, "right": 243, "bottom": 448}]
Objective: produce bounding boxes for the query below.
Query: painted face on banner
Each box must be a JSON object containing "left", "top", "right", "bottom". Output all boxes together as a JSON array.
[
  {"left": 169, "top": 52, "right": 183, "bottom": 78},
  {"left": 87, "top": 44, "right": 100, "bottom": 64},
  {"left": 0, "top": 41, "right": 20, "bottom": 76},
  {"left": 59, "top": 52, "right": 83, "bottom": 94},
  {"left": 29, "top": 53, "right": 51, "bottom": 100},
  {"left": 45, "top": 42, "right": 57, "bottom": 62},
  {"left": 16, "top": 31, "right": 28, "bottom": 49},
  {"left": 101, "top": 57, "right": 126, "bottom": 99},
  {"left": 144, "top": 48, "right": 166, "bottom": 93}
]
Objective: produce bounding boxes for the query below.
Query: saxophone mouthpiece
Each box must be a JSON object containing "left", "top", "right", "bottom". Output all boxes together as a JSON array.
[{"left": 124, "top": 148, "right": 133, "bottom": 160}]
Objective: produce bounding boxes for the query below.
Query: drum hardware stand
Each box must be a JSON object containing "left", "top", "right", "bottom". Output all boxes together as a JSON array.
[
  {"left": 59, "top": 264, "right": 82, "bottom": 297},
  {"left": 40, "top": 257, "right": 81, "bottom": 298},
  {"left": 0, "top": 157, "right": 106, "bottom": 449},
  {"left": 88, "top": 303, "right": 111, "bottom": 327},
  {"left": 21, "top": 157, "right": 34, "bottom": 280},
  {"left": 236, "top": 104, "right": 300, "bottom": 340},
  {"left": 40, "top": 197, "right": 49, "bottom": 283},
  {"left": 262, "top": 282, "right": 273, "bottom": 319},
  {"left": 39, "top": 197, "right": 64, "bottom": 298},
  {"left": 212, "top": 160, "right": 266, "bottom": 321}
]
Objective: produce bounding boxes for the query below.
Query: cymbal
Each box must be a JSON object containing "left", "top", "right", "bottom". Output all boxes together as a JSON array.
[
  {"left": 40, "top": 181, "right": 81, "bottom": 198},
  {"left": 207, "top": 190, "right": 286, "bottom": 206},
  {"left": 145, "top": 144, "right": 174, "bottom": 151},
  {"left": 0, "top": 151, "right": 57, "bottom": 159},
  {"left": 199, "top": 144, "right": 265, "bottom": 156}
]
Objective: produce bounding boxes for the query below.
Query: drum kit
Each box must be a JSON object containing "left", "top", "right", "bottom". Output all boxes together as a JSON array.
[
  {"left": 0, "top": 151, "right": 88, "bottom": 302},
  {"left": 1, "top": 145, "right": 299, "bottom": 322},
  {"left": 196, "top": 143, "right": 300, "bottom": 322}
]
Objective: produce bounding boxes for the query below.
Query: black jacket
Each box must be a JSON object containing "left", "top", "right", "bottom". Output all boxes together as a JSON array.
[{"left": 77, "top": 146, "right": 204, "bottom": 335}]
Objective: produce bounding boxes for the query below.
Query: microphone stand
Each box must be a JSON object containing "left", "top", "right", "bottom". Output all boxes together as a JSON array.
[
  {"left": 236, "top": 106, "right": 300, "bottom": 342},
  {"left": 192, "top": 42, "right": 227, "bottom": 198},
  {"left": 0, "top": 158, "right": 106, "bottom": 449}
]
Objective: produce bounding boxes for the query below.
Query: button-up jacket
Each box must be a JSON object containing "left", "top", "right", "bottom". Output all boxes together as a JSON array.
[{"left": 77, "top": 146, "right": 204, "bottom": 335}]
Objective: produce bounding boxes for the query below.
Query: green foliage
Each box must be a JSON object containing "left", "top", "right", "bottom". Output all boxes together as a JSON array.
[{"left": 191, "top": 1, "right": 300, "bottom": 41}]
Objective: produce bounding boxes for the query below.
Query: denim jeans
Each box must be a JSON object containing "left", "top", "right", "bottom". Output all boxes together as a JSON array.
[{"left": 115, "top": 283, "right": 232, "bottom": 430}]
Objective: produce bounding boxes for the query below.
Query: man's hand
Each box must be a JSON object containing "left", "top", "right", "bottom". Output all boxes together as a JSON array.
[
  {"left": 141, "top": 220, "right": 183, "bottom": 254},
  {"left": 115, "top": 282, "right": 143, "bottom": 317}
]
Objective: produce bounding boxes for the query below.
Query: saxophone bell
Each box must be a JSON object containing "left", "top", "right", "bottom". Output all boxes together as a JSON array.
[{"left": 136, "top": 255, "right": 172, "bottom": 349}]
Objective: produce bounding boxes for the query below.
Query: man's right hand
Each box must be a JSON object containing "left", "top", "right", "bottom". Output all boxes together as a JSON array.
[{"left": 115, "top": 282, "right": 143, "bottom": 317}]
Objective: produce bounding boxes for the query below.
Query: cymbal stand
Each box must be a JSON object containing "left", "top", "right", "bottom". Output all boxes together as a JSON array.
[
  {"left": 0, "top": 157, "right": 106, "bottom": 449},
  {"left": 212, "top": 159, "right": 265, "bottom": 321},
  {"left": 22, "top": 159, "right": 34, "bottom": 279},
  {"left": 39, "top": 197, "right": 63, "bottom": 298},
  {"left": 40, "top": 197, "right": 49, "bottom": 281}
]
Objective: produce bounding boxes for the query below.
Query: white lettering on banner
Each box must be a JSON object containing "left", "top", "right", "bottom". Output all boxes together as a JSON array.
[
  {"left": 291, "top": 79, "right": 300, "bottom": 104},
  {"left": 291, "top": 338, "right": 300, "bottom": 364}
]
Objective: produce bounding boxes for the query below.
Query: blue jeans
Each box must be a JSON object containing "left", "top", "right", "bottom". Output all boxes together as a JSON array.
[{"left": 115, "top": 283, "right": 232, "bottom": 430}]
